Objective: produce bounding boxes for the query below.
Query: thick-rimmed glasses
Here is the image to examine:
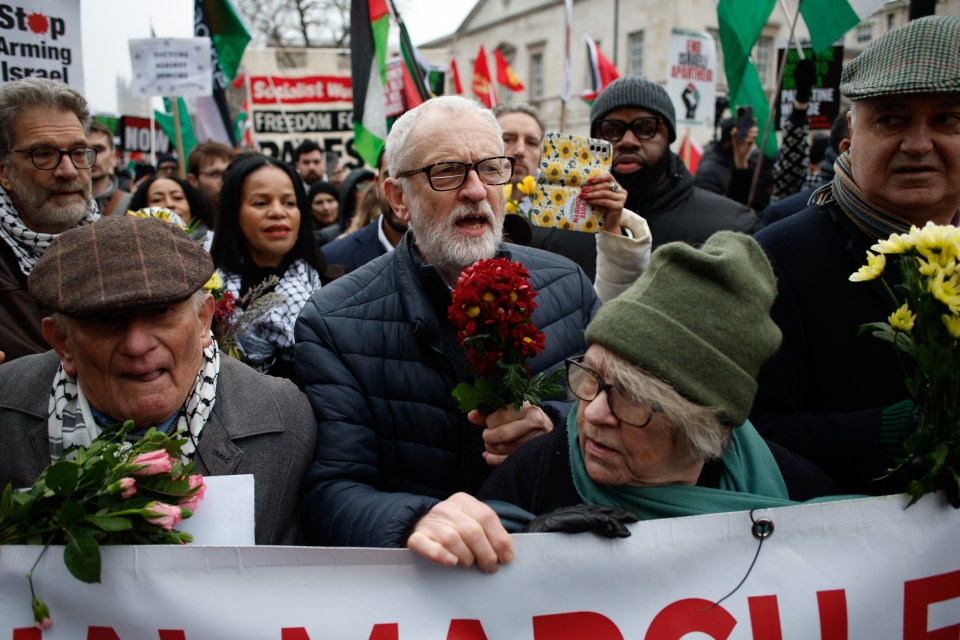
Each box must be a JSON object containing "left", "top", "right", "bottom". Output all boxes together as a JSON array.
[
  {"left": 596, "top": 117, "right": 663, "bottom": 143},
  {"left": 8, "top": 146, "right": 98, "bottom": 170},
  {"left": 395, "top": 155, "right": 516, "bottom": 191},
  {"left": 565, "top": 357, "right": 661, "bottom": 428}
]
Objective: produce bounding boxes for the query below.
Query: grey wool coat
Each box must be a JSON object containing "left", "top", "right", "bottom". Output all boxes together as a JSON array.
[{"left": 0, "top": 351, "right": 317, "bottom": 545}]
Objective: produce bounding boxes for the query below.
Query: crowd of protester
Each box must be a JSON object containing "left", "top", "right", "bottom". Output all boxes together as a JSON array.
[{"left": 0, "top": 15, "right": 957, "bottom": 573}]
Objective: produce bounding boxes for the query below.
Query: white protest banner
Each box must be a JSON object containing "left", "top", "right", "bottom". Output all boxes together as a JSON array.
[
  {"left": 2, "top": 494, "right": 958, "bottom": 638},
  {"left": 0, "top": 0, "right": 83, "bottom": 92},
  {"left": 128, "top": 38, "right": 212, "bottom": 98},
  {"left": 666, "top": 27, "right": 717, "bottom": 128}
]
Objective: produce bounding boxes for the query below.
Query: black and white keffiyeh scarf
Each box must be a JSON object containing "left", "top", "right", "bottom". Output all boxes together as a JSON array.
[
  {"left": 47, "top": 342, "right": 221, "bottom": 460},
  {"left": 220, "top": 259, "right": 322, "bottom": 366},
  {"left": 0, "top": 184, "right": 99, "bottom": 276}
]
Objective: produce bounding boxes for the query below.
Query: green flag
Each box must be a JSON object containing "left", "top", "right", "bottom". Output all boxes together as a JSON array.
[
  {"left": 350, "top": 0, "right": 390, "bottom": 167},
  {"left": 800, "top": 0, "right": 886, "bottom": 54},
  {"left": 196, "top": 0, "right": 250, "bottom": 81},
  {"left": 155, "top": 96, "right": 198, "bottom": 161},
  {"left": 716, "top": 0, "right": 777, "bottom": 158}
]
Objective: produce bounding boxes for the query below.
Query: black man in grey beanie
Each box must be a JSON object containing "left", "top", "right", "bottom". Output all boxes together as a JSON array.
[{"left": 589, "top": 76, "right": 762, "bottom": 250}]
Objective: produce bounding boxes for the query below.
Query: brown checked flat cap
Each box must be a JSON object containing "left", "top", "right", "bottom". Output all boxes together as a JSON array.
[
  {"left": 840, "top": 15, "right": 960, "bottom": 100},
  {"left": 28, "top": 216, "right": 214, "bottom": 317}
]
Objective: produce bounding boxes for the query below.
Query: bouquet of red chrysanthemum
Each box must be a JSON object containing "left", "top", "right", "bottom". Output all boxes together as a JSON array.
[{"left": 448, "top": 257, "right": 564, "bottom": 413}]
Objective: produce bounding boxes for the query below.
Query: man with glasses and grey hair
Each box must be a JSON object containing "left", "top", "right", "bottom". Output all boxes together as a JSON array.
[
  {"left": 295, "top": 95, "right": 599, "bottom": 571},
  {"left": 591, "top": 76, "right": 761, "bottom": 249},
  {"left": 0, "top": 77, "right": 99, "bottom": 362}
]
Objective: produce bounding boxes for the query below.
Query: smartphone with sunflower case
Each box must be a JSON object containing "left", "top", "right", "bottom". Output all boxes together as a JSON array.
[{"left": 528, "top": 132, "right": 612, "bottom": 233}]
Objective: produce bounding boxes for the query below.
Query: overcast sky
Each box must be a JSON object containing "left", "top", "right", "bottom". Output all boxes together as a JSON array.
[{"left": 80, "top": 0, "right": 475, "bottom": 114}]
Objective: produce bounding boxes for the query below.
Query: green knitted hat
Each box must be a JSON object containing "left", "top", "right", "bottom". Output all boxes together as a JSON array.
[
  {"left": 584, "top": 232, "right": 782, "bottom": 426},
  {"left": 840, "top": 15, "right": 960, "bottom": 100}
]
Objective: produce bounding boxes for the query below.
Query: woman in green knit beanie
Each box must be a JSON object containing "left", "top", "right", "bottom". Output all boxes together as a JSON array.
[{"left": 479, "top": 231, "right": 846, "bottom": 522}]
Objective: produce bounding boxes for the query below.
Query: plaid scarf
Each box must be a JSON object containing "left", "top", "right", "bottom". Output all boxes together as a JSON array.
[
  {"left": 811, "top": 151, "right": 913, "bottom": 241},
  {"left": 48, "top": 342, "right": 220, "bottom": 460},
  {"left": 0, "top": 184, "right": 100, "bottom": 276}
]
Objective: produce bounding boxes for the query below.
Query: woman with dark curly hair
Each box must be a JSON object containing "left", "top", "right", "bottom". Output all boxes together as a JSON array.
[
  {"left": 210, "top": 155, "right": 338, "bottom": 379},
  {"left": 129, "top": 174, "right": 214, "bottom": 244}
]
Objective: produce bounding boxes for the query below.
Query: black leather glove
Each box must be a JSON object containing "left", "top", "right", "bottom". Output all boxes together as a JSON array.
[
  {"left": 522, "top": 504, "right": 640, "bottom": 538},
  {"left": 794, "top": 58, "right": 817, "bottom": 104}
]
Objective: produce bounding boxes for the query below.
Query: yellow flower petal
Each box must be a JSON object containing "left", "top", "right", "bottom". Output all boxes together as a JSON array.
[
  {"left": 888, "top": 304, "right": 916, "bottom": 332},
  {"left": 942, "top": 313, "right": 960, "bottom": 339},
  {"left": 503, "top": 183, "right": 514, "bottom": 199},
  {"left": 849, "top": 251, "right": 886, "bottom": 282}
]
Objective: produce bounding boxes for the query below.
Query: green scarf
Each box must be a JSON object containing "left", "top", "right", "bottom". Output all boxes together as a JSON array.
[
  {"left": 566, "top": 407, "right": 804, "bottom": 520},
  {"left": 811, "top": 150, "right": 913, "bottom": 241}
]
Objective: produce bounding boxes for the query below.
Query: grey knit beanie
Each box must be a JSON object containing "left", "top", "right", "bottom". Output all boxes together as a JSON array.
[
  {"left": 590, "top": 76, "right": 677, "bottom": 142},
  {"left": 584, "top": 232, "right": 782, "bottom": 426},
  {"left": 841, "top": 15, "right": 960, "bottom": 100}
]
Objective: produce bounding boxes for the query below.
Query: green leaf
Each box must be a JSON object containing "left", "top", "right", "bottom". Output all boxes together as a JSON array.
[
  {"left": 44, "top": 461, "right": 80, "bottom": 496},
  {"left": 64, "top": 529, "right": 101, "bottom": 584},
  {"left": 86, "top": 515, "right": 133, "bottom": 532},
  {"left": 58, "top": 499, "right": 85, "bottom": 526},
  {"left": 452, "top": 378, "right": 506, "bottom": 414}
]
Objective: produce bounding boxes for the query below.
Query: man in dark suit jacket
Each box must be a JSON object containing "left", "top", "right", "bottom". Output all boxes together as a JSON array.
[
  {"left": 0, "top": 215, "right": 316, "bottom": 544},
  {"left": 322, "top": 150, "right": 407, "bottom": 273}
]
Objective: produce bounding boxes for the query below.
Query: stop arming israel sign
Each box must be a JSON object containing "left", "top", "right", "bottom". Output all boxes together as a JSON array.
[{"left": 1, "top": 494, "right": 958, "bottom": 638}]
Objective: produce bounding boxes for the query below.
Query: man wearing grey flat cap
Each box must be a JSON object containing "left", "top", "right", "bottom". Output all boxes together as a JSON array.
[
  {"left": 752, "top": 15, "right": 960, "bottom": 495},
  {"left": 0, "top": 215, "right": 317, "bottom": 544}
]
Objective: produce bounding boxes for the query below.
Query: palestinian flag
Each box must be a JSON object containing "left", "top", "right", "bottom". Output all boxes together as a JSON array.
[
  {"left": 388, "top": 0, "right": 432, "bottom": 109},
  {"left": 800, "top": 0, "right": 887, "bottom": 53},
  {"left": 351, "top": 0, "right": 390, "bottom": 168},
  {"left": 580, "top": 34, "right": 619, "bottom": 106},
  {"left": 194, "top": 0, "right": 251, "bottom": 146}
]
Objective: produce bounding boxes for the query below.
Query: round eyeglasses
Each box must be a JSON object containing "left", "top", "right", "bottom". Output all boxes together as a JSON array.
[
  {"left": 565, "top": 357, "right": 661, "bottom": 428},
  {"left": 395, "top": 156, "right": 516, "bottom": 192},
  {"left": 596, "top": 117, "right": 663, "bottom": 143},
  {"left": 8, "top": 146, "right": 98, "bottom": 170}
]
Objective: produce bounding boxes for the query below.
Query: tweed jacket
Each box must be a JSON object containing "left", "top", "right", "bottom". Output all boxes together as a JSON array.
[
  {"left": 0, "top": 351, "right": 317, "bottom": 545},
  {"left": 295, "top": 233, "right": 598, "bottom": 548}
]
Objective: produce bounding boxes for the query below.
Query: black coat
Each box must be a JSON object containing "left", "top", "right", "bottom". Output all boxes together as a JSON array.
[
  {"left": 751, "top": 202, "right": 912, "bottom": 494},
  {"left": 294, "top": 233, "right": 599, "bottom": 547}
]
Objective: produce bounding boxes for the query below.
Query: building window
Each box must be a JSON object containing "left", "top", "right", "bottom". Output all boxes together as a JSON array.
[
  {"left": 628, "top": 31, "right": 644, "bottom": 76},
  {"left": 857, "top": 23, "right": 872, "bottom": 43},
  {"left": 886, "top": 13, "right": 895, "bottom": 31},
  {"left": 753, "top": 36, "right": 772, "bottom": 87},
  {"left": 530, "top": 51, "right": 544, "bottom": 99}
]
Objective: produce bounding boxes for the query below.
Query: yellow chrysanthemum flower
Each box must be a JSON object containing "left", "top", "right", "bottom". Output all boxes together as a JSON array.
[
  {"left": 910, "top": 221, "right": 960, "bottom": 269},
  {"left": 849, "top": 251, "right": 886, "bottom": 282},
  {"left": 942, "top": 313, "right": 960, "bottom": 339},
  {"left": 517, "top": 175, "right": 537, "bottom": 196},
  {"left": 888, "top": 304, "right": 916, "bottom": 332},
  {"left": 505, "top": 200, "right": 518, "bottom": 214},
  {"left": 203, "top": 271, "right": 224, "bottom": 292},
  {"left": 929, "top": 272, "right": 960, "bottom": 314},
  {"left": 872, "top": 232, "right": 914, "bottom": 255}
]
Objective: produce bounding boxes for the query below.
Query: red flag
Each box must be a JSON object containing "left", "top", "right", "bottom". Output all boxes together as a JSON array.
[
  {"left": 494, "top": 49, "right": 524, "bottom": 92},
  {"left": 580, "top": 34, "right": 620, "bottom": 105},
  {"left": 449, "top": 58, "right": 463, "bottom": 94},
  {"left": 679, "top": 130, "right": 703, "bottom": 174},
  {"left": 472, "top": 45, "right": 497, "bottom": 108}
]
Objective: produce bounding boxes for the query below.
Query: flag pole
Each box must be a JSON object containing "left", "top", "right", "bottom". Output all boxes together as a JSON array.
[
  {"left": 748, "top": 0, "right": 802, "bottom": 208},
  {"left": 172, "top": 97, "right": 186, "bottom": 179}
]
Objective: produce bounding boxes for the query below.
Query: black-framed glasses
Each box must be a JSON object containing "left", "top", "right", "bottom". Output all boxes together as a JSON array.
[
  {"left": 596, "top": 117, "right": 663, "bottom": 143},
  {"left": 565, "top": 357, "right": 661, "bottom": 428},
  {"left": 8, "top": 146, "right": 98, "bottom": 170},
  {"left": 395, "top": 155, "right": 516, "bottom": 192}
]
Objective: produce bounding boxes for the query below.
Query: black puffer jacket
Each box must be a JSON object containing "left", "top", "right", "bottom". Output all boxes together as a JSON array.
[{"left": 294, "top": 233, "right": 598, "bottom": 547}]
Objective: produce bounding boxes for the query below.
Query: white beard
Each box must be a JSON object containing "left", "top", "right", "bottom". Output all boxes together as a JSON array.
[{"left": 408, "top": 197, "right": 504, "bottom": 284}]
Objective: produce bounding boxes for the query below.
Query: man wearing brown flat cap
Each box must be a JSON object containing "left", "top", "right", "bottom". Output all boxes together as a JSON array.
[
  {"left": 751, "top": 15, "right": 960, "bottom": 495},
  {"left": 0, "top": 215, "right": 317, "bottom": 545},
  {"left": 0, "top": 78, "right": 102, "bottom": 363}
]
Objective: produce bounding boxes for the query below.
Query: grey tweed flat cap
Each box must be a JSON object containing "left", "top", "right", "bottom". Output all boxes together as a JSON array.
[
  {"left": 28, "top": 215, "right": 213, "bottom": 317},
  {"left": 841, "top": 15, "right": 960, "bottom": 100}
]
